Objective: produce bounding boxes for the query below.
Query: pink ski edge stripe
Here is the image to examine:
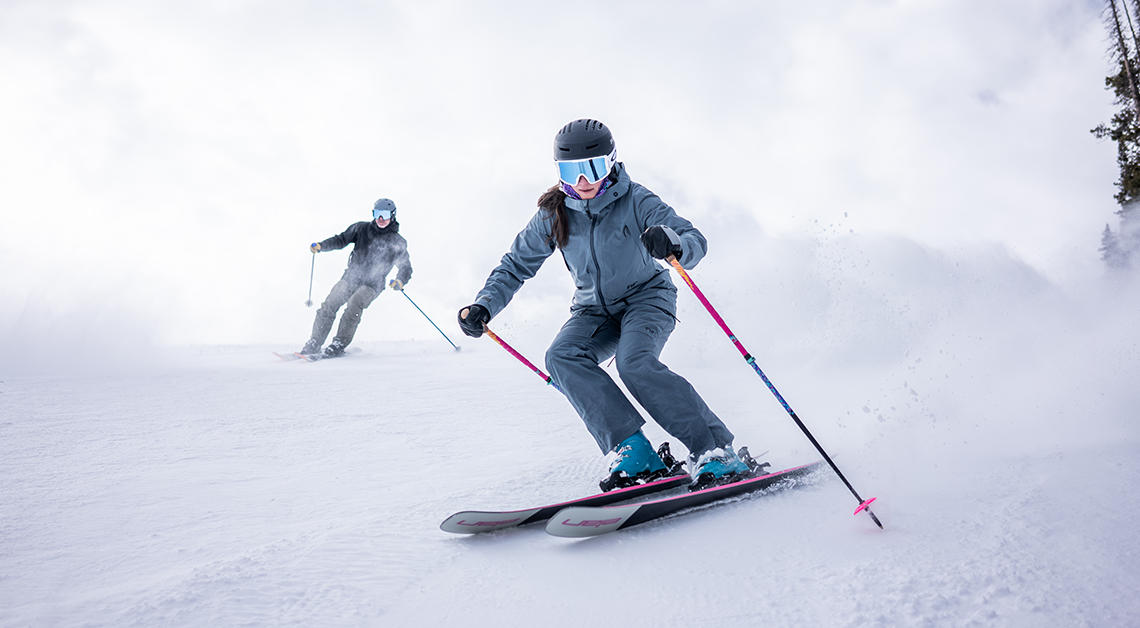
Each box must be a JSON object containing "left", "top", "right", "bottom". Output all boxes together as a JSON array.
[
  {"left": 447, "top": 474, "right": 689, "bottom": 516},
  {"left": 854, "top": 497, "right": 877, "bottom": 515},
  {"left": 529, "top": 474, "right": 689, "bottom": 510},
  {"left": 630, "top": 461, "right": 824, "bottom": 507}
]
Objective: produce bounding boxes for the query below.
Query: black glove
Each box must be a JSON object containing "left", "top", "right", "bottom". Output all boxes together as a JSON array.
[
  {"left": 641, "top": 225, "right": 682, "bottom": 260},
  {"left": 458, "top": 303, "right": 490, "bottom": 338}
]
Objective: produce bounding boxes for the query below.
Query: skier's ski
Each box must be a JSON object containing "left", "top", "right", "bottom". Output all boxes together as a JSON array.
[
  {"left": 291, "top": 347, "right": 363, "bottom": 362},
  {"left": 440, "top": 473, "right": 690, "bottom": 534},
  {"left": 295, "top": 351, "right": 332, "bottom": 362},
  {"left": 273, "top": 351, "right": 305, "bottom": 362},
  {"left": 545, "top": 460, "right": 826, "bottom": 538}
]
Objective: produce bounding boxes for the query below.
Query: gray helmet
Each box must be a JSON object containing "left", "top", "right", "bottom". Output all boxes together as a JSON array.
[{"left": 553, "top": 119, "right": 616, "bottom": 162}]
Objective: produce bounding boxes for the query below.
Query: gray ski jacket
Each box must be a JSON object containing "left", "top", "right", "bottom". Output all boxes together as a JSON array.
[{"left": 473, "top": 163, "right": 707, "bottom": 319}]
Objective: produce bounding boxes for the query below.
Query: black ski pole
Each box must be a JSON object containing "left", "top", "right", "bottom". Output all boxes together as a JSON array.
[
  {"left": 665, "top": 255, "right": 883, "bottom": 529},
  {"left": 392, "top": 281, "right": 461, "bottom": 351},
  {"left": 305, "top": 251, "right": 316, "bottom": 307}
]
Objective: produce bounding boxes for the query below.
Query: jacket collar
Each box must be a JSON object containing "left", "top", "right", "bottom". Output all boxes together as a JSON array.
[
  {"left": 370, "top": 219, "right": 400, "bottom": 234},
  {"left": 563, "top": 163, "right": 629, "bottom": 215}
]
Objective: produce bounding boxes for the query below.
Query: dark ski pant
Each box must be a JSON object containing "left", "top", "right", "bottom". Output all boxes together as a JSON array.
[
  {"left": 309, "top": 280, "right": 380, "bottom": 348},
  {"left": 544, "top": 303, "right": 734, "bottom": 458}
]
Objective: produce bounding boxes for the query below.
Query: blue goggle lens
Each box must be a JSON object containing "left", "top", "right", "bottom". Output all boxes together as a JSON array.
[
  {"left": 557, "top": 155, "right": 611, "bottom": 185},
  {"left": 373, "top": 208, "right": 393, "bottom": 221}
]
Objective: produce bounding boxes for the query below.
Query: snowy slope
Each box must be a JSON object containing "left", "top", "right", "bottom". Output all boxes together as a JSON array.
[
  {"left": 2, "top": 2, "right": 1133, "bottom": 625},
  {"left": 2, "top": 243, "right": 1139, "bottom": 627}
]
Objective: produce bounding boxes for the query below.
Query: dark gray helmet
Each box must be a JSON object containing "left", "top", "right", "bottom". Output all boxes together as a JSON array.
[{"left": 554, "top": 119, "right": 616, "bottom": 162}]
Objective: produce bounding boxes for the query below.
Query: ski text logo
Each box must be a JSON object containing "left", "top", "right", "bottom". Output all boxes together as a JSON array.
[
  {"left": 456, "top": 518, "right": 522, "bottom": 527},
  {"left": 560, "top": 517, "right": 622, "bottom": 528}
]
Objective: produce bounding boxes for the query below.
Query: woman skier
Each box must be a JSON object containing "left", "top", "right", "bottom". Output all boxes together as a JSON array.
[{"left": 458, "top": 119, "right": 753, "bottom": 492}]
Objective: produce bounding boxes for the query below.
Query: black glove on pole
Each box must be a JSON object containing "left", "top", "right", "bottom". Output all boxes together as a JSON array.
[
  {"left": 641, "top": 225, "right": 683, "bottom": 260},
  {"left": 458, "top": 304, "right": 490, "bottom": 338}
]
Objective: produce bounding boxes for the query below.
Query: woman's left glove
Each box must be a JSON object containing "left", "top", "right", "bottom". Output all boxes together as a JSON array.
[
  {"left": 641, "top": 225, "right": 682, "bottom": 260},
  {"left": 389, "top": 279, "right": 404, "bottom": 291}
]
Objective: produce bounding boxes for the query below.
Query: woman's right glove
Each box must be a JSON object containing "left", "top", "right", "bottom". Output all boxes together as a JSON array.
[
  {"left": 310, "top": 242, "right": 322, "bottom": 253},
  {"left": 458, "top": 304, "right": 490, "bottom": 338},
  {"left": 640, "top": 225, "right": 682, "bottom": 260}
]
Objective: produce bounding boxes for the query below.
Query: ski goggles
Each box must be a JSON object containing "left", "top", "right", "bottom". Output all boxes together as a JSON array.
[
  {"left": 557, "top": 154, "right": 615, "bottom": 185},
  {"left": 372, "top": 208, "right": 393, "bottom": 221}
]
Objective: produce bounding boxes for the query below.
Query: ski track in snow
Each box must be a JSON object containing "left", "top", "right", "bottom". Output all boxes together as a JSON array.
[{"left": 0, "top": 338, "right": 1137, "bottom": 627}]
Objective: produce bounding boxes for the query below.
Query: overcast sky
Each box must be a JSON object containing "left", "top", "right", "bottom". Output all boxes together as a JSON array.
[{"left": 0, "top": 0, "right": 1120, "bottom": 349}]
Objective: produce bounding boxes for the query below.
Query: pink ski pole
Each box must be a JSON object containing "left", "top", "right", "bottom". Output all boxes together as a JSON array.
[
  {"left": 665, "top": 255, "right": 882, "bottom": 529},
  {"left": 483, "top": 325, "right": 563, "bottom": 394}
]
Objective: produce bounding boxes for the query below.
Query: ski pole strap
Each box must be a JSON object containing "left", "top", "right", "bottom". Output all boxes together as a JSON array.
[{"left": 483, "top": 326, "right": 563, "bottom": 393}]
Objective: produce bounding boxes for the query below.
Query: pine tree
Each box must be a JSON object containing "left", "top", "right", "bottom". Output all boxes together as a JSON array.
[
  {"left": 1092, "top": 0, "right": 1140, "bottom": 269},
  {"left": 1101, "top": 223, "right": 1129, "bottom": 268}
]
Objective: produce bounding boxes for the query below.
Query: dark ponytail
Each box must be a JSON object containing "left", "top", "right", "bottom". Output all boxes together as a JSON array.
[
  {"left": 538, "top": 168, "right": 619, "bottom": 249},
  {"left": 538, "top": 185, "right": 569, "bottom": 249}
]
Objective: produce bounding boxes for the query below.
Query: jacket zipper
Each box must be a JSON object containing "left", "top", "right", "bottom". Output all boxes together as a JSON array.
[{"left": 585, "top": 206, "right": 612, "bottom": 317}]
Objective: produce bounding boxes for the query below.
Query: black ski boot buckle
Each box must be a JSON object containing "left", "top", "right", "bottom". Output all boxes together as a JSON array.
[
  {"left": 738, "top": 446, "right": 771, "bottom": 477},
  {"left": 598, "top": 442, "right": 688, "bottom": 493}
]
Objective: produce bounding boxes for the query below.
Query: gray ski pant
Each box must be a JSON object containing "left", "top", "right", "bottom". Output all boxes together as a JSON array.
[
  {"left": 544, "top": 303, "right": 735, "bottom": 458},
  {"left": 309, "top": 280, "right": 380, "bottom": 348}
]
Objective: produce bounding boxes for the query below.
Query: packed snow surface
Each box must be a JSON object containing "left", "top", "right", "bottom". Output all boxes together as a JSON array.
[{"left": 2, "top": 242, "right": 1139, "bottom": 627}]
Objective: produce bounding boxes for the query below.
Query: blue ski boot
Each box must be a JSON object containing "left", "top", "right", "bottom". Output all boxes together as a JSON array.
[
  {"left": 599, "top": 431, "right": 670, "bottom": 493},
  {"left": 688, "top": 445, "right": 754, "bottom": 492}
]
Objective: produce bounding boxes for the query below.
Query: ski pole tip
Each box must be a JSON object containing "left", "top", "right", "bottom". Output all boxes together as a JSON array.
[{"left": 855, "top": 497, "right": 884, "bottom": 529}]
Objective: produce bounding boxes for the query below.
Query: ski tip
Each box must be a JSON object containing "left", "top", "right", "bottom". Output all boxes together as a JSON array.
[
  {"left": 545, "top": 505, "right": 639, "bottom": 538},
  {"left": 439, "top": 508, "right": 544, "bottom": 534}
]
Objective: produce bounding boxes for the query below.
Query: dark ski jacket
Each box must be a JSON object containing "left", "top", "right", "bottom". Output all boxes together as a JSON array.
[
  {"left": 318, "top": 220, "right": 413, "bottom": 292},
  {"left": 473, "top": 163, "right": 707, "bottom": 319}
]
